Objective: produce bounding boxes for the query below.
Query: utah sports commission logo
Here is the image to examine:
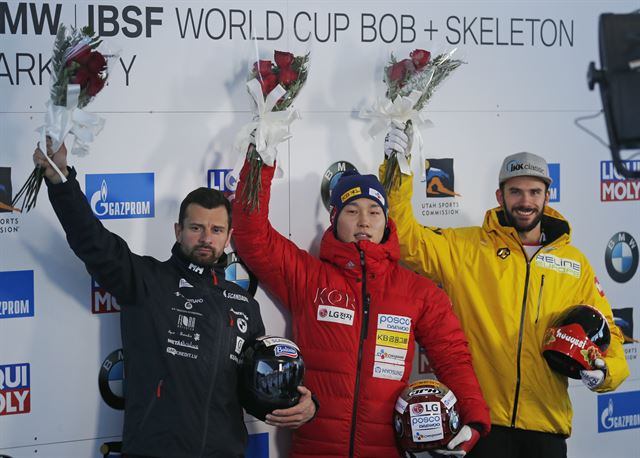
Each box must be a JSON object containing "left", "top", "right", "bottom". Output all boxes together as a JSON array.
[
  {"left": 424, "top": 159, "right": 460, "bottom": 198},
  {"left": 98, "top": 349, "right": 125, "bottom": 410},
  {"left": 605, "top": 232, "right": 638, "bottom": 283},
  {"left": 321, "top": 161, "right": 358, "bottom": 211}
]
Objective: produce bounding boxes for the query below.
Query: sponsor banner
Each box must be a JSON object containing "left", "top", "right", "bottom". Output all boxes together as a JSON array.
[
  {"left": 377, "top": 313, "right": 411, "bottom": 333},
  {"left": 92, "top": 278, "right": 120, "bottom": 314},
  {"left": 373, "top": 361, "right": 405, "bottom": 381},
  {"left": 613, "top": 308, "right": 639, "bottom": 363},
  {"left": 317, "top": 304, "right": 355, "bottom": 326},
  {"left": 375, "top": 345, "right": 407, "bottom": 364},
  {"left": 98, "top": 349, "right": 125, "bottom": 410},
  {"left": 0, "top": 363, "right": 31, "bottom": 415},
  {"left": 208, "top": 168, "right": 238, "bottom": 198},
  {"left": 0, "top": 270, "right": 34, "bottom": 319},
  {"left": 548, "top": 163, "right": 560, "bottom": 203},
  {"left": 418, "top": 346, "right": 434, "bottom": 375},
  {"left": 86, "top": 173, "right": 155, "bottom": 219},
  {"left": 598, "top": 391, "right": 640, "bottom": 433},
  {"left": 376, "top": 329, "right": 410, "bottom": 349},
  {"left": 420, "top": 159, "right": 463, "bottom": 218},
  {"left": 605, "top": 232, "right": 638, "bottom": 283},
  {"left": 600, "top": 160, "right": 640, "bottom": 202},
  {"left": 246, "top": 432, "right": 269, "bottom": 458}
]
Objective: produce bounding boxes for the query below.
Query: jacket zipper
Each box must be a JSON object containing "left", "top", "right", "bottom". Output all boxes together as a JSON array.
[
  {"left": 198, "top": 276, "right": 222, "bottom": 457},
  {"left": 511, "top": 241, "right": 546, "bottom": 427},
  {"left": 510, "top": 259, "right": 531, "bottom": 428},
  {"left": 348, "top": 249, "right": 370, "bottom": 458},
  {"left": 535, "top": 275, "right": 545, "bottom": 324}
]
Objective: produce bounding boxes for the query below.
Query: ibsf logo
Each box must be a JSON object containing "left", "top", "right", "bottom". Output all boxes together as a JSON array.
[
  {"left": 548, "top": 163, "right": 560, "bottom": 203},
  {"left": 0, "top": 270, "right": 34, "bottom": 319},
  {"left": 92, "top": 278, "right": 120, "bottom": 314},
  {"left": 600, "top": 160, "right": 640, "bottom": 202},
  {"left": 604, "top": 232, "right": 639, "bottom": 283},
  {"left": 321, "top": 161, "right": 358, "bottom": 211},
  {"left": 98, "top": 349, "right": 125, "bottom": 410},
  {"left": 424, "top": 159, "right": 460, "bottom": 198},
  {"left": 0, "top": 363, "right": 30, "bottom": 415},
  {"left": 598, "top": 391, "right": 640, "bottom": 432},
  {"left": 86, "top": 173, "right": 154, "bottom": 219},
  {"left": 208, "top": 169, "right": 238, "bottom": 199}
]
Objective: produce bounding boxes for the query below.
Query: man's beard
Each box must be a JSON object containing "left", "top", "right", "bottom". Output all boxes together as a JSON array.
[
  {"left": 503, "top": 204, "right": 544, "bottom": 233},
  {"left": 181, "top": 244, "right": 221, "bottom": 267}
]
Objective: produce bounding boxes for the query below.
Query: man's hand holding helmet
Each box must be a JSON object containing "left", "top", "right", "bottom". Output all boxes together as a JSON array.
[
  {"left": 432, "top": 424, "right": 481, "bottom": 457},
  {"left": 265, "top": 385, "right": 317, "bottom": 429},
  {"left": 580, "top": 357, "right": 608, "bottom": 390}
]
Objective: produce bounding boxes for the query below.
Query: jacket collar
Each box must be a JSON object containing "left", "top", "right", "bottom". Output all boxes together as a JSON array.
[
  {"left": 319, "top": 219, "right": 401, "bottom": 276},
  {"left": 170, "top": 242, "right": 227, "bottom": 283},
  {"left": 484, "top": 205, "right": 572, "bottom": 246}
]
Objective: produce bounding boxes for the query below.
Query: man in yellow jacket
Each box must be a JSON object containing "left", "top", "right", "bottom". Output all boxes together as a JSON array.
[{"left": 380, "top": 125, "right": 629, "bottom": 458}]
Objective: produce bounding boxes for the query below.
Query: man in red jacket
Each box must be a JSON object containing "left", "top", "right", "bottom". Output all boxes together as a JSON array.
[{"left": 233, "top": 159, "right": 491, "bottom": 457}]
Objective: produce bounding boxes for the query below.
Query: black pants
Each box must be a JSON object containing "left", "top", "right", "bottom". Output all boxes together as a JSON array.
[{"left": 467, "top": 425, "right": 567, "bottom": 458}]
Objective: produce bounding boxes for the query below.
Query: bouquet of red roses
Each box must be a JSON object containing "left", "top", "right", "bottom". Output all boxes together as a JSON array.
[
  {"left": 362, "top": 49, "right": 463, "bottom": 192},
  {"left": 235, "top": 50, "right": 310, "bottom": 211},
  {"left": 12, "top": 24, "right": 112, "bottom": 212}
]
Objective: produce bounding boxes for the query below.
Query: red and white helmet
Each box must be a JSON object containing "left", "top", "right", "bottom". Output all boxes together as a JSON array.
[
  {"left": 542, "top": 304, "right": 611, "bottom": 378},
  {"left": 393, "top": 379, "right": 462, "bottom": 452}
]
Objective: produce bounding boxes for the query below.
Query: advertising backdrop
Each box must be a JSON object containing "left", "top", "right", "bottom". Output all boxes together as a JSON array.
[{"left": 1, "top": 1, "right": 639, "bottom": 457}]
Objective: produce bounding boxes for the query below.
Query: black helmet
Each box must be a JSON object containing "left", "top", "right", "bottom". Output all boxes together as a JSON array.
[
  {"left": 542, "top": 304, "right": 611, "bottom": 379},
  {"left": 393, "top": 379, "right": 462, "bottom": 452},
  {"left": 239, "top": 336, "right": 305, "bottom": 420}
]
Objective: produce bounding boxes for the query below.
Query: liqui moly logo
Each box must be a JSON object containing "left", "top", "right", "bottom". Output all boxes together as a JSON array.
[
  {"left": 0, "top": 363, "right": 30, "bottom": 415},
  {"left": 600, "top": 161, "right": 640, "bottom": 202}
]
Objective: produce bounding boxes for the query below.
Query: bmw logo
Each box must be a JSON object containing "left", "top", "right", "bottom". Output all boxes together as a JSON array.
[
  {"left": 605, "top": 232, "right": 638, "bottom": 283},
  {"left": 320, "top": 161, "right": 358, "bottom": 211},
  {"left": 98, "top": 349, "right": 125, "bottom": 410},
  {"left": 224, "top": 251, "right": 258, "bottom": 296}
]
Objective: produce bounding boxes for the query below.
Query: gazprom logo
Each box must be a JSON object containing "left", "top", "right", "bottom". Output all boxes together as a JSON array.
[
  {"left": 0, "top": 270, "right": 34, "bottom": 319},
  {"left": 598, "top": 391, "right": 640, "bottom": 432},
  {"left": 86, "top": 173, "right": 154, "bottom": 219}
]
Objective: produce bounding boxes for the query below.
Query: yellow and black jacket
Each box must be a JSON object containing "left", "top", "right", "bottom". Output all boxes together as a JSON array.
[{"left": 382, "top": 165, "right": 629, "bottom": 436}]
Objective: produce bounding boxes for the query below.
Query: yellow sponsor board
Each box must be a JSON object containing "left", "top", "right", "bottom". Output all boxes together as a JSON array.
[
  {"left": 376, "top": 329, "right": 410, "bottom": 349},
  {"left": 341, "top": 187, "right": 362, "bottom": 202}
]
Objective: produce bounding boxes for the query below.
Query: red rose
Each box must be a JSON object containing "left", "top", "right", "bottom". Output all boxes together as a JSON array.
[
  {"left": 388, "top": 61, "right": 406, "bottom": 82},
  {"left": 67, "top": 45, "right": 92, "bottom": 66},
  {"left": 71, "top": 68, "right": 91, "bottom": 86},
  {"left": 86, "top": 75, "right": 105, "bottom": 96},
  {"left": 87, "top": 51, "right": 107, "bottom": 73},
  {"left": 278, "top": 67, "right": 298, "bottom": 86},
  {"left": 254, "top": 60, "right": 273, "bottom": 78},
  {"left": 274, "top": 51, "right": 294, "bottom": 69},
  {"left": 410, "top": 49, "right": 431, "bottom": 70},
  {"left": 259, "top": 73, "right": 278, "bottom": 95}
]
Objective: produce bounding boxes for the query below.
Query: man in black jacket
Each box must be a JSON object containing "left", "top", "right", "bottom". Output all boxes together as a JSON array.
[{"left": 35, "top": 140, "right": 316, "bottom": 458}]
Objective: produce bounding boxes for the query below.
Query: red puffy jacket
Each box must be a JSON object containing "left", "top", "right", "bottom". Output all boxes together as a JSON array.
[{"left": 233, "top": 161, "right": 490, "bottom": 457}]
